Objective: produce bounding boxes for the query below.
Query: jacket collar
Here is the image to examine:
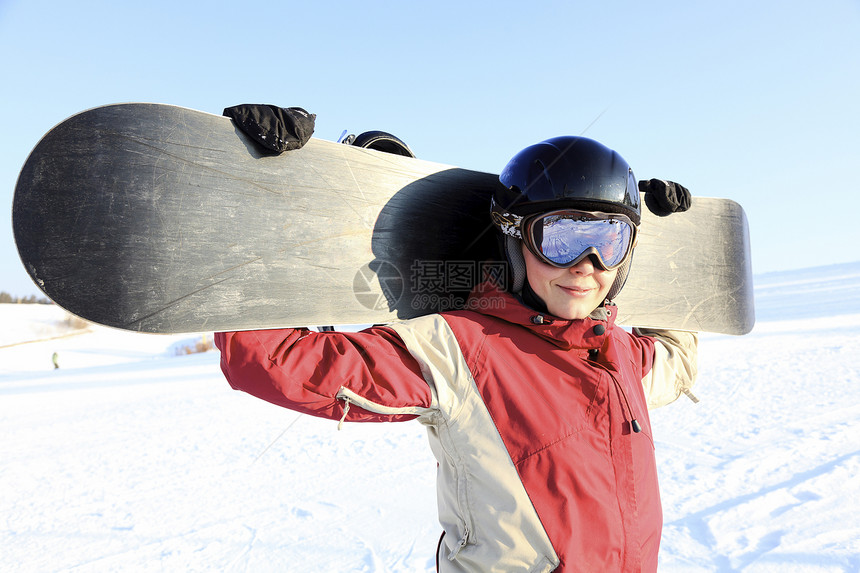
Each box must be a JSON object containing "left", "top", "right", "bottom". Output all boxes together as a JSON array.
[{"left": 466, "top": 281, "right": 617, "bottom": 351}]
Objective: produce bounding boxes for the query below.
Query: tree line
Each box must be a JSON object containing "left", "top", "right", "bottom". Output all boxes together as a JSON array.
[{"left": 0, "top": 292, "right": 52, "bottom": 304}]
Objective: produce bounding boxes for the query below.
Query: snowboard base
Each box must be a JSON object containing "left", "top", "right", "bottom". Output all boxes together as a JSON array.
[{"left": 13, "top": 104, "right": 754, "bottom": 335}]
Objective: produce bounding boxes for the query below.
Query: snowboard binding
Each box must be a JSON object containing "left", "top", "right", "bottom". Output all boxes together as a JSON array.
[{"left": 342, "top": 130, "right": 415, "bottom": 158}]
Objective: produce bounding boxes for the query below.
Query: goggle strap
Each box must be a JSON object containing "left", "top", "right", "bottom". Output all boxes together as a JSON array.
[{"left": 490, "top": 200, "right": 523, "bottom": 239}]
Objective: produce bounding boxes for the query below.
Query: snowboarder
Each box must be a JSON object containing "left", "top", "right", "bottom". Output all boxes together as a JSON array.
[{"left": 215, "top": 118, "right": 698, "bottom": 571}]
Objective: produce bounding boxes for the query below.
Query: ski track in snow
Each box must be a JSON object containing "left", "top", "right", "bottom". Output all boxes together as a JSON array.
[{"left": 2, "top": 261, "right": 860, "bottom": 572}]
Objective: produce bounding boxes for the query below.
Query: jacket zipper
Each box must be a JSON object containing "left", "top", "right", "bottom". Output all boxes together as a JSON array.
[
  {"left": 337, "top": 396, "right": 351, "bottom": 430},
  {"left": 612, "top": 371, "right": 642, "bottom": 434},
  {"left": 589, "top": 358, "right": 643, "bottom": 435},
  {"left": 448, "top": 527, "right": 471, "bottom": 560}
]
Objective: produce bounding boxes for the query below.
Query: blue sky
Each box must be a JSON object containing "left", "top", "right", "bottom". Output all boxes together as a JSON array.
[{"left": 2, "top": 0, "right": 858, "bottom": 298}]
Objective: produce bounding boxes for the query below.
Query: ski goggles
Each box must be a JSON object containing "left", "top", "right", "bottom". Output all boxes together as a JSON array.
[{"left": 492, "top": 204, "right": 637, "bottom": 270}]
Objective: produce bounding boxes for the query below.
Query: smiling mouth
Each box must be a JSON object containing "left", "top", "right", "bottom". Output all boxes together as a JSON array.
[{"left": 559, "top": 285, "right": 595, "bottom": 296}]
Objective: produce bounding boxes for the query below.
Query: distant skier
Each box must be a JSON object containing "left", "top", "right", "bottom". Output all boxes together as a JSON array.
[
  {"left": 52, "top": 352, "right": 59, "bottom": 369},
  {"left": 215, "top": 109, "right": 697, "bottom": 572}
]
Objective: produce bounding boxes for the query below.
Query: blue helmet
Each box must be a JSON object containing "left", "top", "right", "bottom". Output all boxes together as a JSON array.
[{"left": 496, "top": 136, "right": 641, "bottom": 225}]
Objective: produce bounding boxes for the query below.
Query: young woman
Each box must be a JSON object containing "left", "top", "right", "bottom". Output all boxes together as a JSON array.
[{"left": 215, "top": 136, "right": 697, "bottom": 572}]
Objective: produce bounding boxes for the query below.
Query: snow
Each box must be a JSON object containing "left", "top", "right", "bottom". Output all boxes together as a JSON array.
[{"left": 2, "top": 262, "right": 860, "bottom": 572}]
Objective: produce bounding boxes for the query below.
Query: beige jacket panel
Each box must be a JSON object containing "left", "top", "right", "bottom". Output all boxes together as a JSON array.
[
  {"left": 391, "top": 314, "right": 559, "bottom": 573},
  {"left": 635, "top": 328, "right": 698, "bottom": 409}
]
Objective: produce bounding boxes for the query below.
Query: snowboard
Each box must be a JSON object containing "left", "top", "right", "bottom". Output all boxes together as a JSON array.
[{"left": 13, "top": 103, "right": 755, "bottom": 335}]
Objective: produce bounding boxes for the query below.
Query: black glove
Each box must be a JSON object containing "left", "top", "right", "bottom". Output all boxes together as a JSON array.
[
  {"left": 639, "top": 179, "right": 692, "bottom": 216},
  {"left": 223, "top": 104, "right": 316, "bottom": 154}
]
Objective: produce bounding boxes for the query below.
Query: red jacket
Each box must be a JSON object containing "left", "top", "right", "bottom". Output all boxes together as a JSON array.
[{"left": 216, "top": 282, "right": 697, "bottom": 572}]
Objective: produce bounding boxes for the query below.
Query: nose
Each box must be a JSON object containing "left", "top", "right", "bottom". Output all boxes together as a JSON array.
[{"left": 569, "top": 255, "right": 598, "bottom": 275}]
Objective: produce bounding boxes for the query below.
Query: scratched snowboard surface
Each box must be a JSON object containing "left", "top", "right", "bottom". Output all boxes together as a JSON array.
[{"left": 13, "top": 104, "right": 754, "bottom": 334}]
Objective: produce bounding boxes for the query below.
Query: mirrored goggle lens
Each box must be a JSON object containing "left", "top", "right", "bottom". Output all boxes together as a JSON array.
[{"left": 531, "top": 214, "right": 633, "bottom": 269}]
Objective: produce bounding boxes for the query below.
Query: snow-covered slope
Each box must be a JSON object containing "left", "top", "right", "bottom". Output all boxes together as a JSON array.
[
  {"left": 653, "top": 262, "right": 860, "bottom": 571},
  {"left": 2, "top": 262, "right": 859, "bottom": 572}
]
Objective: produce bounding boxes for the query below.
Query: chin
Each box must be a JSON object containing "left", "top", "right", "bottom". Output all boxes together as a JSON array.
[{"left": 550, "top": 305, "right": 593, "bottom": 321}]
